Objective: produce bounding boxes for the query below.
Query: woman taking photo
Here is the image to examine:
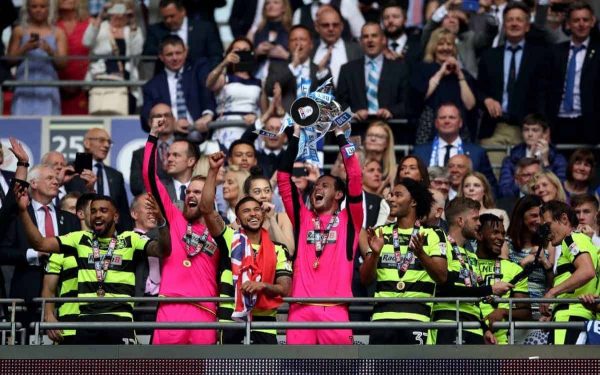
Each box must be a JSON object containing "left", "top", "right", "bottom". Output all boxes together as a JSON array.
[
  {"left": 206, "top": 37, "right": 262, "bottom": 150},
  {"left": 410, "top": 28, "right": 476, "bottom": 143},
  {"left": 7, "top": 0, "right": 67, "bottom": 115}
]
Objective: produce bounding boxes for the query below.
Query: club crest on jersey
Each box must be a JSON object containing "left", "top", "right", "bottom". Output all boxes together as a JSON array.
[{"left": 569, "top": 241, "right": 580, "bottom": 256}]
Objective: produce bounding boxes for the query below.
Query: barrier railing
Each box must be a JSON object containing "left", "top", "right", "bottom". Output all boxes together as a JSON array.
[
  {"left": 0, "top": 298, "right": 25, "bottom": 345},
  {"left": 30, "top": 296, "right": 598, "bottom": 345}
]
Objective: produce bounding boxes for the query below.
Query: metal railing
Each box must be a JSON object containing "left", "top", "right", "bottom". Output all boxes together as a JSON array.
[
  {"left": 27, "top": 296, "right": 598, "bottom": 346},
  {"left": 0, "top": 298, "right": 25, "bottom": 345}
]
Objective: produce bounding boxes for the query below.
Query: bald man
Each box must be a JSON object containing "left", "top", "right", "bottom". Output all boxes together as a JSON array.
[
  {"left": 65, "top": 128, "right": 133, "bottom": 231},
  {"left": 448, "top": 154, "right": 472, "bottom": 201}
]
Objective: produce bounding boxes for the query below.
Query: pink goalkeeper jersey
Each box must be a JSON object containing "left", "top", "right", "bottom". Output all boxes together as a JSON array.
[
  {"left": 143, "top": 137, "right": 220, "bottom": 314},
  {"left": 277, "top": 143, "right": 363, "bottom": 299}
]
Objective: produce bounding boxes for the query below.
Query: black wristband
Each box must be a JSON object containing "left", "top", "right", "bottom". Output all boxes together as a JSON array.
[{"left": 16, "top": 161, "right": 29, "bottom": 167}]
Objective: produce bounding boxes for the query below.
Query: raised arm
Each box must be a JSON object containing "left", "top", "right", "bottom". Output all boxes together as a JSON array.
[
  {"left": 144, "top": 194, "right": 172, "bottom": 258},
  {"left": 16, "top": 190, "right": 60, "bottom": 253},
  {"left": 336, "top": 126, "right": 363, "bottom": 233},
  {"left": 199, "top": 152, "right": 227, "bottom": 237}
]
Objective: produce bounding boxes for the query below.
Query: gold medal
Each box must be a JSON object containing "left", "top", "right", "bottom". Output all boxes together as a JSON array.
[
  {"left": 313, "top": 259, "right": 319, "bottom": 269},
  {"left": 183, "top": 259, "right": 192, "bottom": 267},
  {"left": 97, "top": 288, "right": 105, "bottom": 297},
  {"left": 396, "top": 281, "right": 405, "bottom": 291}
]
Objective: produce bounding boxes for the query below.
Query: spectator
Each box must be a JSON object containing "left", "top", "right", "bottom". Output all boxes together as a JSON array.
[
  {"left": 361, "top": 178, "right": 446, "bottom": 345},
  {"left": 529, "top": 170, "right": 567, "bottom": 203},
  {"left": 396, "top": 154, "right": 430, "bottom": 187},
  {"left": 227, "top": 140, "right": 258, "bottom": 172},
  {"left": 59, "top": 191, "right": 80, "bottom": 215},
  {"left": 428, "top": 165, "right": 450, "bottom": 201},
  {"left": 206, "top": 37, "right": 262, "bottom": 150},
  {"left": 422, "top": 0, "right": 497, "bottom": 78},
  {"left": 563, "top": 148, "right": 596, "bottom": 199},
  {"left": 56, "top": 0, "right": 90, "bottom": 115},
  {"left": 243, "top": 172, "right": 294, "bottom": 253},
  {"left": 411, "top": 28, "right": 477, "bottom": 144},
  {"left": 263, "top": 24, "right": 331, "bottom": 113},
  {"left": 498, "top": 114, "right": 567, "bottom": 198},
  {"left": 547, "top": 1, "right": 600, "bottom": 145},
  {"left": 0, "top": 165, "right": 80, "bottom": 331},
  {"left": 571, "top": 193, "right": 600, "bottom": 247},
  {"left": 293, "top": 0, "right": 365, "bottom": 41},
  {"left": 143, "top": 0, "right": 223, "bottom": 74},
  {"left": 337, "top": 22, "right": 409, "bottom": 123},
  {"left": 361, "top": 158, "right": 389, "bottom": 228},
  {"left": 496, "top": 157, "right": 542, "bottom": 213},
  {"left": 477, "top": 2, "right": 549, "bottom": 160},
  {"left": 381, "top": 2, "right": 422, "bottom": 65},
  {"left": 41, "top": 150, "right": 93, "bottom": 207},
  {"left": 65, "top": 127, "right": 133, "bottom": 231},
  {"left": 131, "top": 103, "right": 175, "bottom": 196},
  {"left": 539, "top": 200, "right": 598, "bottom": 345},
  {"left": 424, "top": 188, "right": 446, "bottom": 230},
  {"left": 475, "top": 213, "right": 530, "bottom": 345},
  {"left": 413, "top": 103, "right": 497, "bottom": 192},
  {"left": 222, "top": 165, "right": 250, "bottom": 224},
  {"left": 459, "top": 171, "right": 509, "bottom": 229},
  {"left": 141, "top": 36, "right": 215, "bottom": 140},
  {"left": 447, "top": 154, "right": 471, "bottom": 201},
  {"left": 0, "top": 143, "right": 16, "bottom": 210},
  {"left": 83, "top": 0, "right": 144, "bottom": 113},
  {"left": 312, "top": 4, "right": 363, "bottom": 87},
  {"left": 252, "top": 0, "right": 293, "bottom": 80},
  {"left": 162, "top": 139, "right": 200, "bottom": 206},
  {"left": 0, "top": 0, "right": 18, "bottom": 86},
  {"left": 7, "top": 0, "right": 67, "bottom": 115},
  {"left": 362, "top": 121, "right": 397, "bottom": 193}
]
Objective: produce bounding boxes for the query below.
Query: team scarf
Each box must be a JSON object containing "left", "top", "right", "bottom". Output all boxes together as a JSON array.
[{"left": 231, "top": 228, "right": 281, "bottom": 321}]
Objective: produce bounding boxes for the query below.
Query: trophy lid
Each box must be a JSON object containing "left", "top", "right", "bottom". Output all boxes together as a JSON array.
[{"left": 290, "top": 97, "right": 320, "bottom": 126}]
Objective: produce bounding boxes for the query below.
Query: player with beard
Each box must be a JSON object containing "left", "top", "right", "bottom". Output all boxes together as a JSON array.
[
  {"left": 18, "top": 193, "right": 170, "bottom": 344},
  {"left": 361, "top": 178, "right": 447, "bottom": 345},
  {"left": 430, "top": 197, "right": 513, "bottom": 345},
  {"left": 199, "top": 152, "right": 292, "bottom": 344},
  {"left": 143, "top": 108, "right": 222, "bottom": 345},
  {"left": 277, "top": 124, "right": 363, "bottom": 345},
  {"left": 474, "top": 214, "right": 531, "bottom": 344}
]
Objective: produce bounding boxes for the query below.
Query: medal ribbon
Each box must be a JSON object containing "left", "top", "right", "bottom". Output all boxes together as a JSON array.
[
  {"left": 392, "top": 221, "right": 421, "bottom": 279},
  {"left": 92, "top": 234, "right": 118, "bottom": 292},
  {"left": 448, "top": 236, "right": 475, "bottom": 288},
  {"left": 313, "top": 210, "right": 339, "bottom": 262}
]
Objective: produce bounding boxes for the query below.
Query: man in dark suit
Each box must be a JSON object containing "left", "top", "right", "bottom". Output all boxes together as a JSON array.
[
  {"left": 547, "top": 1, "right": 600, "bottom": 145},
  {"left": 0, "top": 164, "right": 80, "bottom": 330},
  {"left": 413, "top": 103, "right": 498, "bottom": 193},
  {"left": 241, "top": 114, "right": 288, "bottom": 179},
  {"left": 477, "top": 2, "right": 550, "bottom": 144},
  {"left": 381, "top": 2, "right": 422, "bottom": 67},
  {"left": 142, "top": 0, "right": 223, "bottom": 73},
  {"left": 162, "top": 139, "right": 200, "bottom": 205},
  {"left": 65, "top": 128, "right": 133, "bottom": 232},
  {"left": 141, "top": 35, "right": 215, "bottom": 141},
  {"left": 336, "top": 22, "right": 409, "bottom": 123},
  {"left": 311, "top": 5, "right": 363, "bottom": 87},
  {"left": 264, "top": 25, "right": 331, "bottom": 112},
  {"left": 0, "top": 142, "right": 15, "bottom": 209},
  {"left": 130, "top": 103, "right": 177, "bottom": 196}
]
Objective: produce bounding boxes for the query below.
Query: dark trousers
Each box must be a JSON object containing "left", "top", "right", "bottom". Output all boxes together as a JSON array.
[
  {"left": 75, "top": 315, "right": 137, "bottom": 345},
  {"left": 369, "top": 319, "right": 428, "bottom": 345},
  {"left": 221, "top": 329, "right": 277, "bottom": 344}
]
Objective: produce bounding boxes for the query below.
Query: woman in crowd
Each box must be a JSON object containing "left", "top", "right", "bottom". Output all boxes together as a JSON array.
[
  {"left": 410, "top": 28, "right": 477, "bottom": 144},
  {"left": 563, "top": 148, "right": 596, "bottom": 198},
  {"left": 396, "top": 155, "right": 430, "bottom": 187},
  {"left": 428, "top": 166, "right": 450, "bottom": 202},
  {"left": 252, "top": 0, "right": 292, "bottom": 80},
  {"left": 7, "top": 0, "right": 67, "bottom": 115},
  {"left": 506, "top": 195, "right": 554, "bottom": 344},
  {"left": 206, "top": 37, "right": 262, "bottom": 150},
  {"left": 459, "top": 171, "right": 509, "bottom": 228},
  {"left": 243, "top": 173, "right": 294, "bottom": 254},
  {"left": 530, "top": 171, "right": 567, "bottom": 203},
  {"left": 55, "top": 0, "right": 89, "bottom": 114},
  {"left": 82, "top": 0, "right": 143, "bottom": 113},
  {"left": 363, "top": 121, "right": 397, "bottom": 190},
  {"left": 221, "top": 165, "right": 250, "bottom": 225}
]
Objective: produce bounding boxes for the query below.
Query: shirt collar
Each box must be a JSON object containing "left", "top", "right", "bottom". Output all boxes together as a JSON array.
[
  {"left": 439, "top": 135, "right": 461, "bottom": 148},
  {"left": 365, "top": 53, "right": 384, "bottom": 66},
  {"left": 320, "top": 38, "right": 343, "bottom": 50},
  {"left": 166, "top": 67, "right": 184, "bottom": 78},
  {"left": 505, "top": 39, "right": 525, "bottom": 51},
  {"left": 571, "top": 37, "right": 590, "bottom": 49},
  {"left": 171, "top": 16, "right": 188, "bottom": 33},
  {"left": 32, "top": 198, "right": 54, "bottom": 212}
]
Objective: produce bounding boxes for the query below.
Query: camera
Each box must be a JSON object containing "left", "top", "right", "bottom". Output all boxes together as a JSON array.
[{"left": 535, "top": 223, "right": 551, "bottom": 243}]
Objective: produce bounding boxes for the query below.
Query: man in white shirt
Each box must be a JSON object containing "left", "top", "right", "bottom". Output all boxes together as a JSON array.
[
  {"left": 381, "top": 2, "right": 421, "bottom": 64},
  {"left": 292, "top": 0, "right": 365, "bottom": 40},
  {"left": 312, "top": 4, "right": 363, "bottom": 87}
]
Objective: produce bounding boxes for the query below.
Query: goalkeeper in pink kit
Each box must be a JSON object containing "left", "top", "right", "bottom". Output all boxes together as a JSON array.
[
  {"left": 277, "top": 123, "right": 363, "bottom": 345},
  {"left": 143, "top": 104, "right": 222, "bottom": 344}
]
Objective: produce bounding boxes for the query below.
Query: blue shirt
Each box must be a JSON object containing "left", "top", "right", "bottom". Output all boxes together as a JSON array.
[
  {"left": 363, "top": 54, "right": 383, "bottom": 89},
  {"left": 502, "top": 40, "right": 525, "bottom": 113}
]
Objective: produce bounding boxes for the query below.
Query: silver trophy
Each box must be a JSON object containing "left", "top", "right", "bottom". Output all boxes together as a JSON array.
[{"left": 290, "top": 78, "right": 349, "bottom": 133}]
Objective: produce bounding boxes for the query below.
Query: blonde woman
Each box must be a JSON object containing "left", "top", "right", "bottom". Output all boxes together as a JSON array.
[
  {"left": 251, "top": 0, "right": 292, "bottom": 79},
  {"left": 410, "top": 28, "right": 476, "bottom": 143},
  {"left": 7, "top": 0, "right": 67, "bottom": 115},
  {"left": 459, "top": 171, "right": 509, "bottom": 229},
  {"left": 363, "top": 121, "right": 397, "bottom": 191},
  {"left": 530, "top": 171, "right": 567, "bottom": 203},
  {"left": 222, "top": 165, "right": 250, "bottom": 225}
]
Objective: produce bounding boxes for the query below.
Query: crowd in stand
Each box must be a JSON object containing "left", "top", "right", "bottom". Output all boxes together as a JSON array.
[{"left": 2, "top": 0, "right": 600, "bottom": 346}]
